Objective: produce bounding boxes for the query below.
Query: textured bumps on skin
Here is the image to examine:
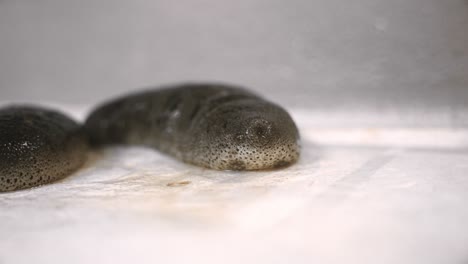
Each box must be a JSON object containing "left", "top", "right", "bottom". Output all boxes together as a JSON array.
[
  {"left": 85, "top": 83, "right": 300, "bottom": 170},
  {"left": 0, "top": 106, "right": 88, "bottom": 192}
]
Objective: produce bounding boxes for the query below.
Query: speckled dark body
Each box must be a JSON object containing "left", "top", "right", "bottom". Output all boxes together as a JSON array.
[
  {"left": 85, "top": 83, "right": 300, "bottom": 170},
  {"left": 0, "top": 106, "right": 88, "bottom": 192}
]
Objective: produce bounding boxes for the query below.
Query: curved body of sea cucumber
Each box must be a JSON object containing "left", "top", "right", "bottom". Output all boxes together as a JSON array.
[
  {"left": 0, "top": 106, "right": 88, "bottom": 192},
  {"left": 85, "top": 83, "right": 300, "bottom": 170}
]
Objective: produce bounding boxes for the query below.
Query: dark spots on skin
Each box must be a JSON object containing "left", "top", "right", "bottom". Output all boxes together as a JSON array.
[
  {"left": 85, "top": 83, "right": 300, "bottom": 171},
  {"left": 228, "top": 160, "right": 246, "bottom": 170},
  {"left": 0, "top": 106, "right": 88, "bottom": 192}
]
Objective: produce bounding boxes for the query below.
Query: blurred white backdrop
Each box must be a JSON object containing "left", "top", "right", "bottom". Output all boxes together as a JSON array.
[{"left": 0, "top": 0, "right": 467, "bottom": 110}]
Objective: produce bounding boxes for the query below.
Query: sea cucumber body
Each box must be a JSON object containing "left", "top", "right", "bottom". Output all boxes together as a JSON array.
[
  {"left": 0, "top": 106, "right": 88, "bottom": 192},
  {"left": 85, "top": 83, "right": 300, "bottom": 170}
]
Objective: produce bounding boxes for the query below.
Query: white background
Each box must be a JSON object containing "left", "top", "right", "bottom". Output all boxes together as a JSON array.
[{"left": 0, "top": 0, "right": 467, "bottom": 110}]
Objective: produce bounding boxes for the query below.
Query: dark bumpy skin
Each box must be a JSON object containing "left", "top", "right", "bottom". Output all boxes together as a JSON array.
[
  {"left": 85, "top": 83, "right": 300, "bottom": 170},
  {"left": 0, "top": 106, "right": 88, "bottom": 192}
]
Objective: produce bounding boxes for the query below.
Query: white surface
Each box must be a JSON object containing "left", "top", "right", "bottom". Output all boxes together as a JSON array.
[{"left": 1, "top": 107, "right": 467, "bottom": 264}]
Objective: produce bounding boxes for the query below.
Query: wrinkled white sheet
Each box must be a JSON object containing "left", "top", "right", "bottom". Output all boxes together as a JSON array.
[{"left": 0, "top": 107, "right": 467, "bottom": 264}]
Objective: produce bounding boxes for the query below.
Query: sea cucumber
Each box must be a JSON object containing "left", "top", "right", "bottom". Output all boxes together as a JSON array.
[
  {"left": 85, "top": 83, "right": 300, "bottom": 170},
  {"left": 0, "top": 106, "right": 88, "bottom": 192}
]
